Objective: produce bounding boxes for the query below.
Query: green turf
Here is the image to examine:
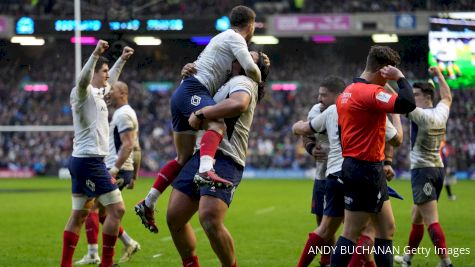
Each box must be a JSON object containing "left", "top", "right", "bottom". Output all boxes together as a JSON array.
[{"left": 0, "top": 178, "right": 473, "bottom": 266}]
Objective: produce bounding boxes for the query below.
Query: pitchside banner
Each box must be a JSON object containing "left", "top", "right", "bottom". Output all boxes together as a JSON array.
[{"left": 273, "top": 15, "right": 351, "bottom": 33}]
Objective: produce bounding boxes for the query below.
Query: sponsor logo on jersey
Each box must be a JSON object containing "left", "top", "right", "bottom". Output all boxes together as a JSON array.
[{"left": 376, "top": 92, "right": 392, "bottom": 103}]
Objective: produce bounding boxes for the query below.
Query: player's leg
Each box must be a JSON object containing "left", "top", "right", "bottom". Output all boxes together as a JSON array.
[
  {"left": 75, "top": 200, "right": 101, "bottom": 265},
  {"left": 395, "top": 205, "right": 423, "bottom": 266},
  {"left": 371, "top": 200, "right": 396, "bottom": 267},
  {"left": 195, "top": 119, "right": 232, "bottom": 186},
  {"left": 199, "top": 195, "right": 236, "bottom": 267},
  {"left": 61, "top": 195, "right": 94, "bottom": 267},
  {"left": 167, "top": 189, "right": 200, "bottom": 267}
]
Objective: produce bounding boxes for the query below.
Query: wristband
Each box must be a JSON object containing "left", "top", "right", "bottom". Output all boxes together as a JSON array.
[{"left": 384, "top": 160, "right": 392, "bottom": 166}]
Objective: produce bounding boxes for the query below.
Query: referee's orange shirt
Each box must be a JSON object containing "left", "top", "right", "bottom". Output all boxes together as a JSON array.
[{"left": 336, "top": 78, "right": 397, "bottom": 162}]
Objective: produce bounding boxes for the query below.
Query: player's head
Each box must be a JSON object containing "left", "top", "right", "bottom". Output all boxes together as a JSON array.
[
  {"left": 230, "top": 5, "right": 256, "bottom": 42},
  {"left": 106, "top": 81, "right": 128, "bottom": 108},
  {"left": 92, "top": 56, "right": 110, "bottom": 87},
  {"left": 318, "top": 76, "right": 346, "bottom": 110},
  {"left": 413, "top": 82, "right": 435, "bottom": 108},
  {"left": 365, "top": 45, "right": 401, "bottom": 73}
]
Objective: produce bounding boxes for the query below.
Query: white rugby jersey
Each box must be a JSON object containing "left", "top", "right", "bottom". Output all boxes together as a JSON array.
[
  {"left": 307, "top": 103, "right": 329, "bottom": 180},
  {"left": 310, "top": 104, "right": 398, "bottom": 177},
  {"left": 194, "top": 29, "right": 256, "bottom": 95},
  {"left": 105, "top": 105, "right": 139, "bottom": 171},
  {"left": 211, "top": 75, "right": 258, "bottom": 167},
  {"left": 71, "top": 55, "right": 125, "bottom": 157},
  {"left": 408, "top": 102, "right": 450, "bottom": 169}
]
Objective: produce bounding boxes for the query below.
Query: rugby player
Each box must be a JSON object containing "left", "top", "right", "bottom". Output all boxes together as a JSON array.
[
  {"left": 394, "top": 67, "right": 453, "bottom": 267},
  {"left": 166, "top": 51, "right": 269, "bottom": 267},
  {"left": 60, "top": 41, "right": 133, "bottom": 267}
]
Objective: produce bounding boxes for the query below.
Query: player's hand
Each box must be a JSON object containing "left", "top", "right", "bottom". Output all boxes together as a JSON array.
[
  {"left": 383, "top": 165, "right": 395, "bottom": 181},
  {"left": 188, "top": 110, "right": 203, "bottom": 130},
  {"left": 428, "top": 66, "right": 442, "bottom": 77},
  {"left": 121, "top": 46, "right": 134, "bottom": 60},
  {"left": 109, "top": 166, "right": 119, "bottom": 177},
  {"left": 380, "top": 65, "right": 405, "bottom": 81},
  {"left": 261, "top": 53, "right": 270, "bottom": 67},
  {"left": 313, "top": 145, "right": 329, "bottom": 162},
  {"left": 181, "top": 63, "right": 197, "bottom": 78},
  {"left": 93, "top": 40, "right": 109, "bottom": 56},
  {"left": 126, "top": 179, "right": 135, "bottom": 189}
]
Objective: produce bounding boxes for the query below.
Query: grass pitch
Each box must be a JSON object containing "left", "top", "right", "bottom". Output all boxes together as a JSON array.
[{"left": 0, "top": 178, "right": 473, "bottom": 266}]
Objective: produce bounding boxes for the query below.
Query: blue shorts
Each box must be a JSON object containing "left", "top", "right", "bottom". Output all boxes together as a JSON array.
[
  {"left": 411, "top": 167, "right": 444, "bottom": 204},
  {"left": 170, "top": 76, "right": 216, "bottom": 132},
  {"left": 172, "top": 150, "right": 243, "bottom": 206},
  {"left": 323, "top": 172, "right": 345, "bottom": 217},
  {"left": 69, "top": 157, "right": 118, "bottom": 197},
  {"left": 311, "top": 179, "right": 326, "bottom": 216},
  {"left": 114, "top": 170, "right": 134, "bottom": 191}
]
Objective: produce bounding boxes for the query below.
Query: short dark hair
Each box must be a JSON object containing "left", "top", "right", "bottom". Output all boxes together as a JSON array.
[
  {"left": 365, "top": 46, "right": 401, "bottom": 72},
  {"left": 413, "top": 82, "right": 435, "bottom": 102},
  {"left": 230, "top": 5, "right": 256, "bottom": 28},
  {"left": 94, "top": 56, "right": 109, "bottom": 73},
  {"left": 320, "top": 76, "right": 346, "bottom": 94}
]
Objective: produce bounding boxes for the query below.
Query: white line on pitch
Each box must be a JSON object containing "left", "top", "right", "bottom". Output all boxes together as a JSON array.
[
  {"left": 255, "top": 206, "right": 275, "bottom": 215},
  {"left": 152, "top": 253, "right": 163, "bottom": 258}
]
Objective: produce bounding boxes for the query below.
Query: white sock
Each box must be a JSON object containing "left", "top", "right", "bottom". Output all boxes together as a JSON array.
[
  {"left": 199, "top": 156, "right": 214, "bottom": 173},
  {"left": 145, "top": 188, "right": 160, "bottom": 209},
  {"left": 441, "top": 258, "right": 452, "bottom": 266},
  {"left": 403, "top": 253, "right": 413, "bottom": 263},
  {"left": 87, "top": 244, "right": 99, "bottom": 257},
  {"left": 119, "top": 231, "right": 133, "bottom": 246}
]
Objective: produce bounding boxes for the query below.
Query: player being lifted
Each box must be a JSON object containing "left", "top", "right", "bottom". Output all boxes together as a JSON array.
[
  {"left": 394, "top": 67, "right": 454, "bottom": 267},
  {"left": 135, "top": 5, "right": 262, "bottom": 233}
]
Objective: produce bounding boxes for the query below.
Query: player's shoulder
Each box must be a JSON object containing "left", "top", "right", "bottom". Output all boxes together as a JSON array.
[
  {"left": 308, "top": 104, "right": 321, "bottom": 119},
  {"left": 229, "top": 75, "right": 255, "bottom": 86}
]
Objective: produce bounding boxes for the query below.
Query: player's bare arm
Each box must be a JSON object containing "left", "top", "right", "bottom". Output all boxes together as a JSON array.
[
  {"left": 388, "top": 114, "right": 403, "bottom": 147},
  {"left": 189, "top": 91, "right": 252, "bottom": 130},
  {"left": 76, "top": 40, "right": 109, "bottom": 99},
  {"left": 383, "top": 143, "right": 396, "bottom": 181},
  {"left": 292, "top": 120, "right": 313, "bottom": 136},
  {"left": 108, "top": 46, "right": 134, "bottom": 86},
  {"left": 109, "top": 130, "right": 135, "bottom": 177},
  {"left": 129, "top": 145, "right": 141, "bottom": 190},
  {"left": 429, "top": 66, "right": 452, "bottom": 107}
]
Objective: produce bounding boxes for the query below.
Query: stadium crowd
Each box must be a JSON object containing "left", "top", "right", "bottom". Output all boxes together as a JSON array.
[
  {"left": 1, "top": 0, "right": 474, "bottom": 19},
  {"left": 1, "top": 39, "right": 474, "bottom": 175}
]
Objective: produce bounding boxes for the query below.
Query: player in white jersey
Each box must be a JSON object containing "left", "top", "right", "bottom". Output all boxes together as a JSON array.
[
  {"left": 61, "top": 40, "right": 133, "bottom": 267},
  {"left": 395, "top": 67, "right": 454, "bottom": 267},
  {"left": 296, "top": 77, "right": 346, "bottom": 267},
  {"left": 293, "top": 97, "right": 403, "bottom": 267},
  {"left": 165, "top": 52, "right": 269, "bottom": 267},
  {"left": 136, "top": 5, "right": 262, "bottom": 233},
  {"left": 75, "top": 81, "right": 141, "bottom": 265}
]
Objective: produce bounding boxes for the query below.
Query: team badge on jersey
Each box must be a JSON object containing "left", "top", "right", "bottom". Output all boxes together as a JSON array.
[{"left": 191, "top": 95, "right": 201, "bottom": 106}]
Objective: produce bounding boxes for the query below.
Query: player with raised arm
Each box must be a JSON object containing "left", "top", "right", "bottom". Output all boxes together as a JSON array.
[
  {"left": 331, "top": 46, "right": 416, "bottom": 267},
  {"left": 135, "top": 5, "right": 261, "bottom": 234},
  {"left": 75, "top": 80, "right": 141, "bottom": 265},
  {"left": 394, "top": 67, "right": 454, "bottom": 267},
  {"left": 166, "top": 51, "right": 269, "bottom": 267},
  {"left": 60, "top": 40, "right": 133, "bottom": 267}
]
